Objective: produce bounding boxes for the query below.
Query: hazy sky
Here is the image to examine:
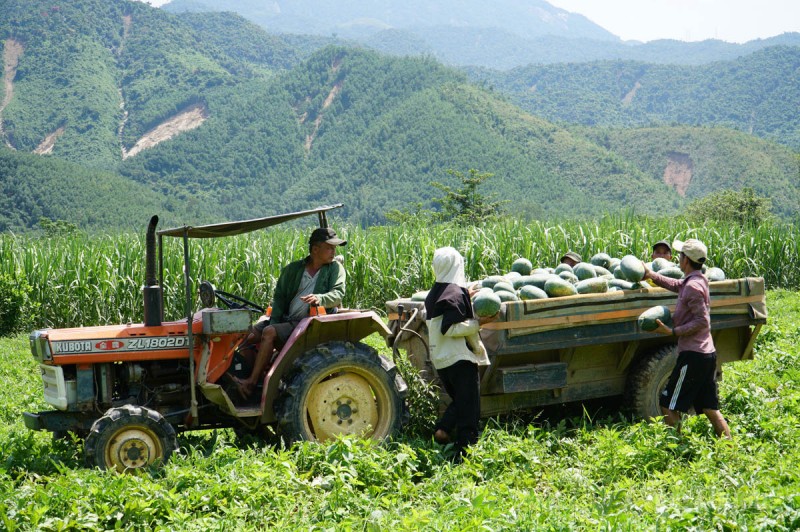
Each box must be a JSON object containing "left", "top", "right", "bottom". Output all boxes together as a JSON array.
[
  {"left": 140, "top": 0, "right": 799, "bottom": 44},
  {"left": 547, "top": 0, "right": 800, "bottom": 43}
]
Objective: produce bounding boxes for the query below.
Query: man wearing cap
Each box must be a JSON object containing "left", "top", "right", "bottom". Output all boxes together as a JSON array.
[
  {"left": 235, "top": 227, "right": 347, "bottom": 398},
  {"left": 560, "top": 251, "right": 582, "bottom": 267},
  {"left": 651, "top": 240, "right": 672, "bottom": 261},
  {"left": 643, "top": 238, "right": 731, "bottom": 439}
]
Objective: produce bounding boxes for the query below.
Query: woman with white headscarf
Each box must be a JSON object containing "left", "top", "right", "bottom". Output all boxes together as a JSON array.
[{"left": 424, "top": 247, "right": 493, "bottom": 461}]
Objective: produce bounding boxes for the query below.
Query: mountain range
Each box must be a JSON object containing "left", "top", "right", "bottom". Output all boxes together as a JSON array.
[
  {"left": 163, "top": 0, "right": 800, "bottom": 69},
  {"left": 0, "top": 0, "right": 798, "bottom": 231}
]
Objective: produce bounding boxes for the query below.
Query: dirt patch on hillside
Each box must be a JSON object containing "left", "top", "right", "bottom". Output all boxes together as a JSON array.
[
  {"left": 34, "top": 126, "right": 65, "bottom": 155},
  {"left": 119, "top": 15, "right": 132, "bottom": 55},
  {"left": 663, "top": 152, "right": 693, "bottom": 197},
  {"left": 322, "top": 82, "right": 341, "bottom": 109},
  {"left": 123, "top": 15, "right": 132, "bottom": 39},
  {"left": 122, "top": 103, "right": 208, "bottom": 159},
  {"left": 622, "top": 80, "right": 642, "bottom": 106},
  {"left": 1, "top": 38, "right": 24, "bottom": 149},
  {"left": 305, "top": 82, "right": 342, "bottom": 153}
]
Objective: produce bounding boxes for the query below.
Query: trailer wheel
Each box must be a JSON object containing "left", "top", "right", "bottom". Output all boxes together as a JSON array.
[
  {"left": 85, "top": 405, "right": 178, "bottom": 473},
  {"left": 625, "top": 345, "right": 678, "bottom": 420},
  {"left": 277, "top": 342, "right": 407, "bottom": 443}
]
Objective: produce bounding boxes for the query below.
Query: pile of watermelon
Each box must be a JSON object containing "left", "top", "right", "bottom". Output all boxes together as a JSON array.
[{"left": 467, "top": 253, "right": 726, "bottom": 317}]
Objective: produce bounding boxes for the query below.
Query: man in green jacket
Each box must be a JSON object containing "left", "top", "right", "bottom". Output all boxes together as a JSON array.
[{"left": 236, "top": 227, "right": 346, "bottom": 398}]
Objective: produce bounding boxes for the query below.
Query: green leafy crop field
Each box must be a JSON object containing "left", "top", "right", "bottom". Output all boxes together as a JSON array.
[
  {"left": 1, "top": 291, "right": 799, "bottom": 530},
  {"left": 2, "top": 214, "right": 798, "bottom": 330}
]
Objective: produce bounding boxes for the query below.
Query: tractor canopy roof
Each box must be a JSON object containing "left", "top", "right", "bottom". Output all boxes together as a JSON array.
[{"left": 158, "top": 204, "right": 343, "bottom": 239}]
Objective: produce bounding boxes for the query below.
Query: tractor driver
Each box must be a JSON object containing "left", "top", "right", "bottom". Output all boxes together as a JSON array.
[{"left": 235, "top": 227, "right": 347, "bottom": 398}]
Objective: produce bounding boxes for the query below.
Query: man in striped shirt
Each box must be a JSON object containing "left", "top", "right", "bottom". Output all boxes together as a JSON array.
[{"left": 643, "top": 238, "right": 732, "bottom": 439}]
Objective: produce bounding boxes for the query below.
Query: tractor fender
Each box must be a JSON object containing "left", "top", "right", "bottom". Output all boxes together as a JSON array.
[{"left": 260, "top": 310, "right": 391, "bottom": 423}]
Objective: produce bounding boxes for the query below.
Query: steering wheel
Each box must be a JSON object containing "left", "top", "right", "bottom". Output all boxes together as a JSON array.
[{"left": 199, "top": 281, "right": 265, "bottom": 313}]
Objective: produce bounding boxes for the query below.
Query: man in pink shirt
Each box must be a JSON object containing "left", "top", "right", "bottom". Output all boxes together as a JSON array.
[{"left": 643, "top": 238, "right": 731, "bottom": 439}]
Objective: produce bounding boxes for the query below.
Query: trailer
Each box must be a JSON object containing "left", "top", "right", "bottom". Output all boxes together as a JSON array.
[{"left": 387, "top": 277, "right": 766, "bottom": 419}]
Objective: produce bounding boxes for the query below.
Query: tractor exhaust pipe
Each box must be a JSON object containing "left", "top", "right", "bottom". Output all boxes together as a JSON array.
[{"left": 143, "top": 215, "right": 163, "bottom": 326}]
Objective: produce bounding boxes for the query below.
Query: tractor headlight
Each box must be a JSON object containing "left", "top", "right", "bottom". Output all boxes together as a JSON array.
[{"left": 29, "top": 330, "right": 53, "bottom": 362}]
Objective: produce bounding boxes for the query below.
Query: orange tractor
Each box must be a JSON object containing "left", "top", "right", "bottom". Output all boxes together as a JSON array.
[{"left": 25, "top": 205, "right": 407, "bottom": 472}]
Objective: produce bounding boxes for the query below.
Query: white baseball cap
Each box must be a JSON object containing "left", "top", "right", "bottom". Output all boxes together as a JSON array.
[{"left": 672, "top": 238, "right": 707, "bottom": 263}]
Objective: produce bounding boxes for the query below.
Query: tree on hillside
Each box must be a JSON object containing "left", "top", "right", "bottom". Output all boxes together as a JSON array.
[
  {"left": 685, "top": 188, "right": 772, "bottom": 226},
  {"left": 430, "top": 168, "right": 506, "bottom": 225}
]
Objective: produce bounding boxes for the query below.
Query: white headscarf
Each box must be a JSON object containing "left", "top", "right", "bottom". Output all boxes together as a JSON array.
[{"left": 432, "top": 246, "right": 466, "bottom": 287}]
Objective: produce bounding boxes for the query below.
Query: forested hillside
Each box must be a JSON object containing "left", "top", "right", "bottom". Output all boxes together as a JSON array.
[
  {"left": 0, "top": 0, "right": 798, "bottom": 231},
  {"left": 0, "top": 146, "right": 198, "bottom": 231},
  {"left": 116, "top": 46, "right": 679, "bottom": 224},
  {"left": 574, "top": 126, "right": 800, "bottom": 218},
  {"left": 471, "top": 46, "right": 800, "bottom": 150},
  {"left": 0, "top": 0, "right": 297, "bottom": 169}
]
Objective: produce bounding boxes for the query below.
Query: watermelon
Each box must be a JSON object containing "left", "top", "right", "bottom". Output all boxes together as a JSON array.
[
  {"left": 651, "top": 257, "right": 674, "bottom": 272},
  {"left": 497, "top": 291, "right": 518, "bottom": 302},
  {"left": 517, "top": 285, "right": 548, "bottom": 300},
  {"left": 528, "top": 273, "right": 555, "bottom": 289},
  {"left": 619, "top": 255, "right": 645, "bottom": 283},
  {"left": 511, "top": 258, "right": 533, "bottom": 276},
  {"left": 659, "top": 267, "right": 684, "bottom": 279},
  {"left": 638, "top": 305, "right": 672, "bottom": 332},
  {"left": 493, "top": 281, "right": 516, "bottom": 294},
  {"left": 593, "top": 265, "right": 612, "bottom": 277},
  {"left": 532, "top": 268, "right": 551, "bottom": 275},
  {"left": 504, "top": 271, "right": 522, "bottom": 281},
  {"left": 576, "top": 277, "right": 609, "bottom": 294},
  {"left": 613, "top": 266, "right": 626, "bottom": 280},
  {"left": 544, "top": 277, "right": 578, "bottom": 297},
  {"left": 590, "top": 253, "right": 611, "bottom": 269},
  {"left": 481, "top": 275, "right": 506, "bottom": 288},
  {"left": 410, "top": 290, "right": 429, "bottom": 301},
  {"left": 558, "top": 271, "right": 579, "bottom": 284},
  {"left": 473, "top": 292, "right": 502, "bottom": 317},
  {"left": 554, "top": 263, "right": 573, "bottom": 275},
  {"left": 706, "top": 267, "right": 725, "bottom": 281},
  {"left": 573, "top": 262, "right": 597, "bottom": 281},
  {"left": 512, "top": 275, "right": 537, "bottom": 289},
  {"left": 609, "top": 279, "right": 635, "bottom": 290},
  {"left": 472, "top": 288, "right": 495, "bottom": 303},
  {"left": 608, "top": 258, "right": 621, "bottom": 271}
]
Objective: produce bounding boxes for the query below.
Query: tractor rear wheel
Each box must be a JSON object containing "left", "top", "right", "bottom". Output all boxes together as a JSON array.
[
  {"left": 625, "top": 345, "right": 678, "bottom": 419},
  {"left": 85, "top": 405, "right": 177, "bottom": 473},
  {"left": 277, "top": 342, "right": 407, "bottom": 443}
]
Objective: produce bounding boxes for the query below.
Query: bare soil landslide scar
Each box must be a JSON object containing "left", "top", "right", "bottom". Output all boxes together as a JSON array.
[
  {"left": 25, "top": 205, "right": 407, "bottom": 472},
  {"left": 387, "top": 277, "right": 766, "bottom": 420}
]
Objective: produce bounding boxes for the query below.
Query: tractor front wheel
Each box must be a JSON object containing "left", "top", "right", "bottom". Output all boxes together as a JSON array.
[
  {"left": 85, "top": 405, "right": 177, "bottom": 473},
  {"left": 277, "top": 342, "right": 407, "bottom": 443}
]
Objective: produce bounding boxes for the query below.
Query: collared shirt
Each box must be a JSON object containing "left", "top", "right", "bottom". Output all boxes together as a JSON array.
[{"left": 649, "top": 269, "right": 714, "bottom": 354}]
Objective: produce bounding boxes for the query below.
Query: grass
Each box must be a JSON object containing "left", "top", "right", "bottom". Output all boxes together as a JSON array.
[{"left": 0, "top": 291, "right": 798, "bottom": 529}]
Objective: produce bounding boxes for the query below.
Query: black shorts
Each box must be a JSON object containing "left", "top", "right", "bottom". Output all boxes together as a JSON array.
[{"left": 659, "top": 350, "right": 720, "bottom": 413}]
